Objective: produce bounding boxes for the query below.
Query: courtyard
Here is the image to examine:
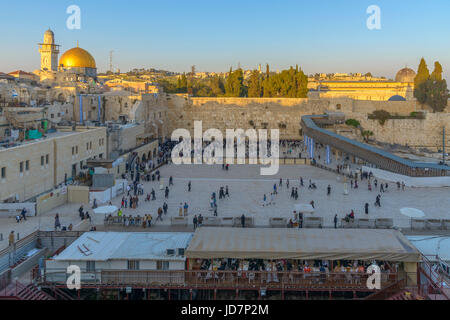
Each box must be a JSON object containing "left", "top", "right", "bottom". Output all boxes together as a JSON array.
[{"left": 1, "top": 162, "right": 449, "bottom": 252}]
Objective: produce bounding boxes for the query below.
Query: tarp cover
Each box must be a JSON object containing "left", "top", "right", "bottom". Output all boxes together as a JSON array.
[{"left": 186, "top": 228, "right": 421, "bottom": 262}]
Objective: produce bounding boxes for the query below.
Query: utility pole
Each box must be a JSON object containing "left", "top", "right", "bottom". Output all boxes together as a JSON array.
[{"left": 443, "top": 126, "right": 446, "bottom": 165}]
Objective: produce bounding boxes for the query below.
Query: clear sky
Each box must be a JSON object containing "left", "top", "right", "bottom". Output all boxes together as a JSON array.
[{"left": 1, "top": 0, "right": 449, "bottom": 79}]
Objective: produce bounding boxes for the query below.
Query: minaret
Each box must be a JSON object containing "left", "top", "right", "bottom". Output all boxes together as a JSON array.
[{"left": 38, "top": 28, "right": 60, "bottom": 71}]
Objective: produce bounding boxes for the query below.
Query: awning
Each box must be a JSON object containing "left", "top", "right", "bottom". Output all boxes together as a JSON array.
[{"left": 186, "top": 227, "right": 421, "bottom": 262}]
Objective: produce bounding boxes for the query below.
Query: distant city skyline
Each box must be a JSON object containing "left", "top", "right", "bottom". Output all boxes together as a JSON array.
[{"left": 1, "top": 0, "right": 450, "bottom": 80}]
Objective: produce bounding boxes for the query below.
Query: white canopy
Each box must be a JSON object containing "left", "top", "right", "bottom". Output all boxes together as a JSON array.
[
  {"left": 294, "top": 203, "right": 315, "bottom": 213},
  {"left": 186, "top": 227, "right": 421, "bottom": 262},
  {"left": 400, "top": 208, "right": 425, "bottom": 219},
  {"left": 93, "top": 205, "right": 118, "bottom": 215}
]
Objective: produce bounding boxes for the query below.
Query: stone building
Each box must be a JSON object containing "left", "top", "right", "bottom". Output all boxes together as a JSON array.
[
  {"left": 307, "top": 68, "right": 416, "bottom": 101},
  {"left": 0, "top": 126, "right": 107, "bottom": 202}
]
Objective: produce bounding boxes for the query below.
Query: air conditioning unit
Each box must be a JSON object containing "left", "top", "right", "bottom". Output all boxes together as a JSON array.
[
  {"left": 177, "top": 248, "right": 185, "bottom": 256},
  {"left": 166, "top": 249, "right": 175, "bottom": 256}
]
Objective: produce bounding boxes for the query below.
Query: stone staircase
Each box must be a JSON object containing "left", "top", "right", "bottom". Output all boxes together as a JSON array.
[
  {"left": 388, "top": 289, "right": 424, "bottom": 300},
  {"left": 0, "top": 281, "right": 54, "bottom": 300}
]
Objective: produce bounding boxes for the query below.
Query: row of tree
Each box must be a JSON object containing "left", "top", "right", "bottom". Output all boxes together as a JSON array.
[
  {"left": 168, "top": 65, "right": 309, "bottom": 98},
  {"left": 414, "top": 58, "right": 449, "bottom": 112}
]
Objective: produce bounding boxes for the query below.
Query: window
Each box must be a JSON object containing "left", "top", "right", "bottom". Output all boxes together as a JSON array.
[
  {"left": 50, "top": 114, "right": 54, "bottom": 119},
  {"left": 89, "top": 142, "right": 92, "bottom": 149},
  {"left": 86, "top": 261, "right": 95, "bottom": 272},
  {"left": 72, "top": 147, "right": 75, "bottom": 155},
  {"left": 156, "top": 261, "right": 169, "bottom": 270},
  {"left": 41, "top": 156, "right": 44, "bottom": 166},
  {"left": 86, "top": 142, "right": 89, "bottom": 150},
  {"left": 25, "top": 160, "right": 29, "bottom": 171},
  {"left": 46, "top": 154, "right": 49, "bottom": 164},
  {"left": 127, "top": 260, "right": 140, "bottom": 270},
  {"left": 76, "top": 146, "right": 78, "bottom": 154},
  {"left": 19, "top": 162, "right": 23, "bottom": 173},
  {"left": 1, "top": 167, "right": 5, "bottom": 179}
]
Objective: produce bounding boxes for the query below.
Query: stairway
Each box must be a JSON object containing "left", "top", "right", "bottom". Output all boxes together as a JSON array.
[
  {"left": 388, "top": 289, "right": 423, "bottom": 300},
  {"left": 0, "top": 281, "right": 54, "bottom": 300}
]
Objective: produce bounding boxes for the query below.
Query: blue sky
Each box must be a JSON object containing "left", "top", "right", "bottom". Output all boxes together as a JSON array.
[{"left": 1, "top": 0, "right": 450, "bottom": 79}]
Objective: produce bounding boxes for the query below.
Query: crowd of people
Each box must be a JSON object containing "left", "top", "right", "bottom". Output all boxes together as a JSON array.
[{"left": 191, "top": 257, "right": 398, "bottom": 284}]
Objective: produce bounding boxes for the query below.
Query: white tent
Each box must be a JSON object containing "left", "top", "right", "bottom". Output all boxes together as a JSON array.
[
  {"left": 294, "top": 203, "right": 314, "bottom": 213},
  {"left": 400, "top": 208, "right": 425, "bottom": 218},
  {"left": 186, "top": 228, "right": 421, "bottom": 262},
  {"left": 93, "top": 205, "right": 118, "bottom": 215}
]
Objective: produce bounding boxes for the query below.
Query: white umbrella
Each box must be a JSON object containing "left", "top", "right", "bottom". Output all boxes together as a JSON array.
[
  {"left": 400, "top": 208, "right": 425, "bottom": 218},
  {"left": 93, "top": 205, "right": 118, "bottom": 215},
  {"left": 294, "top": 204, "right": 315, "bottom": 214},
  {"left": 400, "top": 207, "right": 425, "bottom": 230}
]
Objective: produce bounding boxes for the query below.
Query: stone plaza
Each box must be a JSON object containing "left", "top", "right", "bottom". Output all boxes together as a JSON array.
[{"left": 1, "top": 162, "right": 449, "bottom": 252}]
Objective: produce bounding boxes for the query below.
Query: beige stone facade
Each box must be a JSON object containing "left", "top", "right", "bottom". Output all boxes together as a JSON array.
[{"left": 0, "top": 126, "right": 106, "bottom": 202}]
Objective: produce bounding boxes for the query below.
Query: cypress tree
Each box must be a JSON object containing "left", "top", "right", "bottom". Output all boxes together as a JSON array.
[
  {"left": 431, "top": 61, "right": 443, "bottom": 81},
  {"left": 414, "top": 58, "right": 430, "bottom": 87}
]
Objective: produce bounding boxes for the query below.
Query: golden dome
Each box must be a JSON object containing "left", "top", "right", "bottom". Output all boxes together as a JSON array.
[{"left": 59, "top": 47, "right": 96, "bottom": 69}]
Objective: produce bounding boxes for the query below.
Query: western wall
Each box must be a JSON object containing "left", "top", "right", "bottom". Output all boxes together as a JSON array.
[{"left": 164, "top": 95, "right": 449, "bottom": 150}]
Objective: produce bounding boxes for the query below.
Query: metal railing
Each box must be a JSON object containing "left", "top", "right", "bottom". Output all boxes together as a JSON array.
[{"left": 41, "top": 269, "right": 400, "bottom": 291}]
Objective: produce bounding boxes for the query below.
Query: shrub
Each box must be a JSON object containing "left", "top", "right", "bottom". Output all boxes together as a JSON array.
[
  {"left": 370, "top": 110, "right": 391, "bottom": 126},
  {"left": 345, "top": 119, "right": 360, "bottom": 128}
]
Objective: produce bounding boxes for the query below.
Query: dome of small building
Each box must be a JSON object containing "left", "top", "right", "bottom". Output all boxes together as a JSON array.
[
  {"left": 388, "top": 95, "right": 406, "bottom": 101},
  {"left": 395, "top": 68, "right": 416, "bottom": 83},
  {"left": 59, "top": 46, "right": 96, "bottom": 69}
]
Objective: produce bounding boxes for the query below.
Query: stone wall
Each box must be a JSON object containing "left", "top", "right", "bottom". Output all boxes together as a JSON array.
[
  {"left": 165, "top": 95, "right": 450, "bottom": 149},
  {"left": 357, "top": 113, "right": 450, "bottom": 148}
]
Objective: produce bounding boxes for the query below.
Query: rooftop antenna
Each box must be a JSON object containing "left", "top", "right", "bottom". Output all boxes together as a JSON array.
[{"left": 109, "top": 50, "right": 114, "bottom": 73}]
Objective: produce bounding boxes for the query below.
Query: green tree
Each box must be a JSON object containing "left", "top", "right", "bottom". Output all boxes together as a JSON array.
[
  {"left": 176, "top": 73, "right": 188, "bottom": 93},
  {"left": 209, "top": 76, "right": 225, "bottom": 96},
  {"left": 225, "top": 68, "right": 246, "bottom": 97},
  {"left": 424, "top": 79, "right": 449, "bottom": 113},
  {"left": 414, "top": 58, "right": 430, "bottom": 88},
  {"left": 431, "top": 61, "right": 443, "bottom": 81},
  {"left": 248, "top": 70, "right": 262, "bottom": 97}
]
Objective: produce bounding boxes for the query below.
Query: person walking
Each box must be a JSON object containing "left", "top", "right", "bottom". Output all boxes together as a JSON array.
[
  {"left": 9, "top": 231, "right": 15, "bottom": 247},
  {"left": 198, "top": 214, "right": 203, "bottom": 227},
  {"left": 156, "top": 207, "right": 163, "bottom": 221},
  {"left": 188, "top": 181, "right": 191, "bottom": 192},
  {"left": 365, "top": 203, "right": 369, "bottom": 214},
  {"left": 334, "top": 214, "right": 338, "bottom": 229},
  {"left": 375, "top": 195, "right": 381, "bottom": 207},
  {"left": 193, "top": 215, "right": 198, "bottom": 230},
  {"left": 163, "top": 202, "right": 168, "bottom": 215},
  {"left": 241, "top": 214, "right": 246, "bottom": 228},
  {"left": 179, "top": 203, "right": 183, "bottom": 217},
  {"left": 20, "top": 208, "right": 27, "bottom": 221},
  {"left": 165, "top": 187, "right": 169, "bottom": 199},
  {"left": 327, "top": 185, "right": 331, "bottom": 196},
  {"left": 54, "top": 214, "right": 61, "bottom": 231},
  {"left": 298, "top": 213, "right": 303, "bottom": 229},
  {"left": 147, "top": 214, "right": 152, "bottom": 227},
  {"left": 183, "top": 202, "right": 189, "bottom": 216}
]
